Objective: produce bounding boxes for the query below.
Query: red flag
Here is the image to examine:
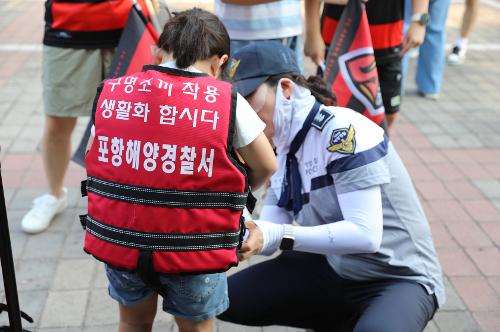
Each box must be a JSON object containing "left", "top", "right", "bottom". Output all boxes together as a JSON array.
[
  {"left": 323, "top": 0, "right": 385, "bottom": 126},
  {"left": 72, "top": 3, "right": 159, "bottom": 166},
  {"left": 107, "top": 3, "right": 159, "bottom": 78}
]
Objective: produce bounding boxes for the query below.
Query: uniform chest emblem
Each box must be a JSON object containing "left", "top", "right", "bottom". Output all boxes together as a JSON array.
[{"left": 327, "top": 125, "right": 356, "bottom": 154}]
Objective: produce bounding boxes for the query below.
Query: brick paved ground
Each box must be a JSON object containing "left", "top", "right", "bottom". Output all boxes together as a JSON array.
[{"left": 1, "top": 0, "right": 499, "bottom": 331}]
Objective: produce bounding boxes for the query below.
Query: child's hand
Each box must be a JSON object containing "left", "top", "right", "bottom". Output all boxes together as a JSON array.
[{"left": 238, "top": 221, "right": 264, "bottom": 261}]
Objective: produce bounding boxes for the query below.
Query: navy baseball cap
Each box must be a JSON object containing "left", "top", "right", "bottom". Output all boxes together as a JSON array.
[{"left": 231, "top": 41, "right": 301, "bottom": 97}]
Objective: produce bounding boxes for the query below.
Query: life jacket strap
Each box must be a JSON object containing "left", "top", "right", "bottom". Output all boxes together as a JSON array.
[
  {"left": 82, "top": 214, "right": 241, "bottom": 252},
  {"left": 137, "top": 250, "right": 167, "bottom": 298},
  {"left": 85, "top": 176, "right": 248, "bottom": 210}
]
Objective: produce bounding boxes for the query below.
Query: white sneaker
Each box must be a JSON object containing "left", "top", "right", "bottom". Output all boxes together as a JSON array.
[
  {"left": 418, "top": 91, "right": 440, "bottom": 100},
  {"left": 447, "top": 46, "right": 466, "bottom": 65},
  {"left": 21, "top": 188, "right": 68, "bottom": 234}
]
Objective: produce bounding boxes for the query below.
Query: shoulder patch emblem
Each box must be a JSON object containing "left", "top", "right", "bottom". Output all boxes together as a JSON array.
[
  {"left": 311, "top": 108, "right": 334, "bottom": 131},
  {"left": 327, "top": 125, "right": 356, "bottom": 154}
]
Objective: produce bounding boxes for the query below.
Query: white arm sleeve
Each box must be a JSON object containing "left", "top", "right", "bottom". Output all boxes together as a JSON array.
[
  {"left": 293, "top": 185, "right": 383, "bottom": 255},
  {"left": 253, "top": 185, "right": 383, "bottom": 256}
]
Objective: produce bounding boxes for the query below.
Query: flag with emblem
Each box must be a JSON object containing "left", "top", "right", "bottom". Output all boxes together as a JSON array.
[
  {"left": 323, "top": 0, "right": 385, "bottom": 127},
  {"left": 72, "top": 1, "right": 160, "bottom": 166}
]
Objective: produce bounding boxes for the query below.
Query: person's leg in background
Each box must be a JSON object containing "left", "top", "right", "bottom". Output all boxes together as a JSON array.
[
  {"left": 378, "top": 59, "right": 403, "bottom": 130},
  {"left": 21, "top": 46, "right": 114, "bottom": 234},
  {"left": 402, "top": 0, "right": 451, "bottom": 98},
  {"left": 415, "top": 0, "right": 451, "bottom": 97},
  {"left": 448, "top": 0, "right": 480, "bottom": 64}
]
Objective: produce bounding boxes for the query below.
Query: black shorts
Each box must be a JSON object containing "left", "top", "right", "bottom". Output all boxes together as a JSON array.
[{"left": 377, "top": 58, "right": 402, "bottom": 115}]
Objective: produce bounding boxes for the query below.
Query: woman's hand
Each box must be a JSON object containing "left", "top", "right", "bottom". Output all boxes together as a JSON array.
[{"left": 238, "top": 221, "right": 264, "bottom": 261}]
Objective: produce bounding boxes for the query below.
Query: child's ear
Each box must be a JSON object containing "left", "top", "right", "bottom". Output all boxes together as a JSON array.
[
  {"left": 211, "top": 54, "right": 229, "bottom": 78},
  {"left": 152, "top": 46, "right": 169, "bottom": 65}
]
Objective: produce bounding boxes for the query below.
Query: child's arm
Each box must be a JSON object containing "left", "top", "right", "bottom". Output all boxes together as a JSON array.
[{"left": 237, "top": 132, "right": 277, "bottom": 190}]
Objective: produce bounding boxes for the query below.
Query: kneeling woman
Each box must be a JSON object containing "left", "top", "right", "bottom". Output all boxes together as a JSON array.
[{"left": 219, "top": 41, "right": 444, "bottom": 332}]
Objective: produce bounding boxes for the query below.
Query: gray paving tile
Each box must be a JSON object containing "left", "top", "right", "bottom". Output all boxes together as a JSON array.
[
  {"left": 52, "top": 258, "right": 96, "bottom": 291},
  {"left": 82, "top": 325, "right": 118, "bottom": 332},
  {"left": 39, "top": 290, "right": 88, "bottom": 328},
  {"left": 92, "top": 264, "right": 108, "bottom": 289},
  {"left": 38, "top": 328, "right": 83, "bottom": 332},
  {"left": 8, "top": 188, "right": 46, "bottom": 211},
  {"left": 61, "top": 230, "right": 87, "bottom": 259},
  {"left": 441, "top": 278, "right": 467, "bottom": 312},
  {"left": 217, "top": 320, "right": 263, "bottom": 332},
  {"left": 423, "top": 320, "right": 439, "bottom": 332},
  {"left": 473, "top": 180, "right": 500, "bottom": 199},
  {"left": 16, "top": 258, "right": 57, "bottom": 291},
  {"left": 84, "top": 290, "right": 119, "bottom": 327},
  {"left": 262, "top": 327, "right": 306, "bottom": 332},
  {"left": 434, "top": 311, "right": 481, "bottom": 332},
  {"left": 427, "top": 134, "right": 461, "bottom": 149},
  {"left": 22, "top": 231, "right": 65, "bottom": 259}
]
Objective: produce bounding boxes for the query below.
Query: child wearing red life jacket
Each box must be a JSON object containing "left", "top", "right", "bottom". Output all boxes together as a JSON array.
[{"left": 83, "top": 8, "right": 276, "bottom": 332}]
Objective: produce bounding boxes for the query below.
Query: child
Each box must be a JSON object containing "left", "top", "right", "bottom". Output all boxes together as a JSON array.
[{"left": 83, "top": 8, "right": 276, "bottom": 332}]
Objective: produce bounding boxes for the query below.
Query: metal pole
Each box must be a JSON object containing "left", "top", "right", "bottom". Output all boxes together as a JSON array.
[{"left": 0, "top": 153, "right": 23, "bottom": 331}]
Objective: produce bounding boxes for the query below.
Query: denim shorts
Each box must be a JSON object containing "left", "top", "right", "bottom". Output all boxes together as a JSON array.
[{"left": 105, "top": 265, "right": 229, "bottom": 322}]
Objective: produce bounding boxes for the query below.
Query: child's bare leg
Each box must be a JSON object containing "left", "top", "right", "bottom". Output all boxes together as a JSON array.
[
  {"left": 118, "top": 293, "right": 158, "bottom": 332},
  {"left": 175, "top": 317, "right": 214, "bottom": 332}
]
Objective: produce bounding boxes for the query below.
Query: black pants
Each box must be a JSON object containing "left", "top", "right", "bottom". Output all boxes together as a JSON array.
[{"left": 219, "top": 251, "right": 436, "bottom": 332}]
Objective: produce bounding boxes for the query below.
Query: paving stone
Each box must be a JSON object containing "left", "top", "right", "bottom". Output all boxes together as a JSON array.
[
  {"left": 39, "top": 290, "right": 88, "bottom": 328},
  {"left": 416, "top": 181, "right": 454, "bottom": 201},
  {"left": 39, "top": 328, "right": 82, "bottom": 332},
  {"left": 22, "top": 231, "right": 65, "bottom": 259},
  {"left": 428, "top": 200, "right": 472, "bottom": 223},
  {"left": 82, "top": 325, "right": 118, "bottom": 332},
  {"left": 8, "top": 187, "right": 46, "bottom": 210},
  {"left": 479, "top": 222, "right": 500, "bottom": 247},
  {"left": 434, "top": 311, "right": 482, "bottom": 332},
  {"left": 473, "top": 180, "right": 500, "bottom": 199},
  {"left": 444, "top": 181, "right": 485, "bottom": 201},
  {"left": 217, "top": 320, "right": 263, "bottom": 332},
  {"left": 428, "top": 134, "right": 461, "bottom": 149},
  {"left": 462, "top": 199, "right": 500, "bottom": 223},
  {"left": 61, "top": 230, "right": 87, "bottom": 259},
  {"left": 488, "top": 277, "right": 500, "bottom": 297},
  {"left": 466, "top": 247, "right": 500, "bottom": 277},
  {"left": 93, "top": 264, "right": 108, "bottom": 289},
  {"left": 442, "top": 278, "right": 467, "bottom": 311},
  {"left": 436, "top": 247, "right": 479, "bottom": 277},
  {"left": 451, "top": 276, "right": 500, "bottom": 312},
  {"left": 84, "top": 290, "right": 119, "bottom": 327},
  {"left": 430, "top": 163, "right": 469, "bottom": 182},
  {"left": 473, "top": 311, "right": 500, "bottom": 332},
  {"left": 429, "top": 223, "right": 458, "bottom": 248},
  {"left": 16, "top": 258, "right": 57, "bottom": 291},
  {"left": 52, "top": 258, "right": 96, "bottom": 290},
  {"left": 423, "top": 320, "right": 439, "bottom": 332},
  {"left": 262, "top": 327, "right": 306, "bottom": 332},
  {"left": 446, "top": 220, "right": 492, "bottom": 248}
]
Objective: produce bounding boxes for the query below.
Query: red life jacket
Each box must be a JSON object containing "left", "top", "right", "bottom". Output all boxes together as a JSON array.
[
  {"left": 44, "top": 0, "right": 149, "bottom": 48},
  {"left": 82, "top": 65, "right": 249, "bottom": 275}
]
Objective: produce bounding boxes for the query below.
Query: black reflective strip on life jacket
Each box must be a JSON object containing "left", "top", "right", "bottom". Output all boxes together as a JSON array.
[
  {"left": 86, "top": 176, "right": 248, "bottom": 210},
  {"left": 83, "top": 214, "right": 241, "bottom": 251}
]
